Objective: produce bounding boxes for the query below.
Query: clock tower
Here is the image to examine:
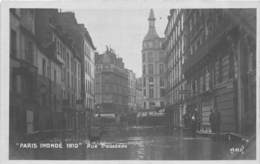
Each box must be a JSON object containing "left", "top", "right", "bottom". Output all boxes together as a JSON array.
[{"left": 142, "top": 9, "right": 166, "bottom": 110}]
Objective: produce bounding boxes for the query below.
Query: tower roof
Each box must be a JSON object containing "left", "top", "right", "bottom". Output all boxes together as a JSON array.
[
  {"left": 144, "top": 9, "right": 159, "bottom": 41},
  {"left": 148, "top": 9, "right": 155, "bottom": 21}
]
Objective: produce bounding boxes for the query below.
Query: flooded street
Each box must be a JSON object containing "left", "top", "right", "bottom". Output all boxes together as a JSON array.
[
  {"left": 83, "top": 126, "right": 230, "bottom": 160},
  {"left": 11, "top": 126, "right": 233, "bottom": 160}
]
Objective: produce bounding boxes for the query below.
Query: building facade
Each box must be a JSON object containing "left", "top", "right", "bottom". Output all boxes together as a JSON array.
[
  {"left": 35, "top": 9, "right": 84, "bottom": 131},
  {"left": 164, "top": 9, "right": 186, "bottom": 129},
  {"left": 57, "top": 12, "right": 96, "bottom": 129},
  {"left": 10, "top": 9, "right": 97, "bottom": 138},
  {"left": 127, "top": 69, "right": 137, "bottom": 112},
  {"left": 182, "top": 9, "right": 256, "bottom": 134},
  {"left": 136, "top": 77, "right": 143, "bottom": 111},
  {"left": 10, "top": 9, "right": 77, "bottom": 140},
  {"left": 95, "top": 48, "right": 129, "bottom": 116},
  {"left": 142, "top": 9, "right": 166, "bottom": 110},
  {"left": 10, "top": 9, "right": 39, "bottom": 140}
]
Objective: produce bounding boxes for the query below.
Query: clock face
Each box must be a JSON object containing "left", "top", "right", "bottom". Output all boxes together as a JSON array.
[{"left": 149, "top": 41, "right": 153, "bottom": 48}]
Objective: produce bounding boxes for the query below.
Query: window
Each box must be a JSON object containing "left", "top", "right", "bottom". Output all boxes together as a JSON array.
[
  {"left": 71, "top": 58, "right": 74, "bottom": 72},
  {"left": 10, "top": 29, "right": 17, "bottom": 57},
  {"left": 199, "top": 35, "right": 203, "bottom": 46},
  {"left": 149, "top": 87, "right": 154, "bottom": 98},
  {"left": 54, "top": 69, "right": 57, "bottom": 83},
  {"left": 193, "top": 13, "right": 197, "bottom": 26},
  {"left": 89, "top": 63, "right": 91, "bottom": 75},
  {"left": 218, "top": 57, "right": 223, "bottom": 83},
  {"left": 143, "top": 65, "right": 146, "bottom": 75},
  {"left": 143, "top": 77, "right": 146, "bottom": 87},
  {"left": 199, "top": 10, "right": 202, "bottom": 16},
  {"left": 160, "top": 88, "right": 165, "bottom": 97},
  {"left": 149, "top": 42, "right": 153, "bottom": 48},
  {"left": 194, "top": 80, "right": 198, "bottom": 94},
  {"left": 143, "top": 89, "right": 146, "bottom": 96},
  {"left": 85, "top": 60, "right": 88, "bottom": 74},
  {"left": 149, "top": 77, "right": 153, "bottom": 83},
  {"left": 85, "top": 80, "right": 88, "bottom": 93},
  {"left": 149, "top": 101, "right": 155, "bottom": 107},
  {"left": 148, "top": 64, "right": 153, "bottom": 74},
  {"left": 189, "top": 19, "right": 192, "bottom": 32},
  {"left": 61, "top": 68, "right": 65, "bottom": 81},
  {"left": 210, "top": 66, "right": 214, "bottom": 89},
  {"left": 202, "top": 73, "right": 205, "bottom": 92},
  {"left": 144, "top": 102, "right": 146, "bottom": 109},
  {"left": 56, "top": 40, "right": 60, "bottom": 57},
  {"left": 160, "top": 77, "right": 164, "bottom": 87},
  {"left": 148, "top": 52, "right": 153, "bottom": 62},
  {"left": 66, "top": 53, "right": 69, "bottom": 67},
  {"left": 67, "top": 72, "right": 70, "bottom": 88},
  {"left": 62, "top": 47, "right": 66, "bottom": 60},
  {"left": 229, "top": 54, "right": 234, "bottom": 78},
  {"left": 205, "top": 67, "right": 210, "bottom": 91},
  {"left": 159, "top": 64, "right": 164, "bottom": 73},
  {"left": 205, "top": 25, "right": 209, "bottom": 39},
  {"left": 160, "top": 101, "right": 165, "bottom": 108},
  {"left": 26, "top": 40, "right": 33, "bottom": 63},
  {"left": 42, "top": 59, "right": 46, "bottom": 77},
  {"left": 143, "top": 53, "right": 146, "bottom": 62}
]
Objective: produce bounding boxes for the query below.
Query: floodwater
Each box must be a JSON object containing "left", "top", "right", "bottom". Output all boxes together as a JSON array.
[{"left": 10, "top": 126, "right": 240, "bottom": 160}]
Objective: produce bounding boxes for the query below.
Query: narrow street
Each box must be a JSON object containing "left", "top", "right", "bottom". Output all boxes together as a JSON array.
[
  {"left": 11, "top": 126, "right": 236, "bottom": 160},
  {"left": 7, "top": 8, "right": 257, "bottom": 161},
  {"left": 84, "top": 126, "right": 230, "bottom": 160}
]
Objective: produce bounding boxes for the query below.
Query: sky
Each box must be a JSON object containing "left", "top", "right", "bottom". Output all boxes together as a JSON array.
[{"left": 72, "top": 9, "right": 169, "bottom": 77}]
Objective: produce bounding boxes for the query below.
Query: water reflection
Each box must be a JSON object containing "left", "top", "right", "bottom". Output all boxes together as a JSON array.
[{"left": 11, "top": 126, "right": 233, "bottom": 160}]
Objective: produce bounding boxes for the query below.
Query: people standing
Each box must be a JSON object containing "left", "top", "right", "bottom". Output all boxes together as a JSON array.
[
  {"left": 215, "top": 110, "right": 221, "bottom": 135},
  {"left": 190, "top": 109, "right": 198, "bottom": 137},
  {"left": 195, "top": 108, "right": 201, "bottom": 131},
  {"left": 183, "top": 113, "right": 189, "bottom": 129},
  {"left": 209, "top": 108, "right": 221, "bottom": 135},
  {"left": 209, "top": 109, "right": 216, "bottom": 133}
]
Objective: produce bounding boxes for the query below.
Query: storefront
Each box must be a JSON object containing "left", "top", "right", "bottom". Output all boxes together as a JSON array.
[{"left": 201, "top": 97, "right": 214, "bottom": 132}]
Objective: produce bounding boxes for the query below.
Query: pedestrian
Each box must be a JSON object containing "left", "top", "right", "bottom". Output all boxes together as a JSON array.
[
  {"left": 190, "top": 109, "right": 197, "bottom": 137},
  {"left": 183, "top": 113, "right": 189, "bottom": 129},
  {"left": 194, "top": 108, "right": 201, "bottom": 131},
  {"left": 215, "top": 110, "right": 221, "bottom": 135},
  {"left": 209, "top": 109, "right": 216, "bottom": 133},
  {"left": 188, "top": 111, "right": 192, "bottom": 129}
]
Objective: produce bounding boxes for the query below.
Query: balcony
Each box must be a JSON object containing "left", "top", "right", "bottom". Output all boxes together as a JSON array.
[
  {"left": 13, "top": 58, "right": 37, "bottom": 75},
  {"left": 44, "top": 41, "right": 64, "bottom": 65}
]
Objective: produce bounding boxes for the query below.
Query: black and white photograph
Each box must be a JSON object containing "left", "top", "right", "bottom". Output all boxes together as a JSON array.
[{"left": 0, "top": 0, "right": 259, "bottom": 162}]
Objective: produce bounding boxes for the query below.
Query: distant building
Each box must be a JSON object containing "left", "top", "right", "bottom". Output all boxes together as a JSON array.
[
  {"left": 136, "top": 77, "right": 143, "bottom": 111},
  {"left": 95, "top": 48, "right": 129, "bottom": 115},
  {"left": 127, "top": 69, "right": 137, "bottom": 111},
  {"left": 142, "top": 9, "right": 166, "bottom": 110}
]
